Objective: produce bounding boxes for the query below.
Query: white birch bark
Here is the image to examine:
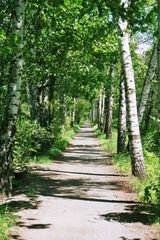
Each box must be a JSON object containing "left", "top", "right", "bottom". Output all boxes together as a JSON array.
[
  {"left": 118, "top": 0, "right": 146, "bottom": 180},
  {"left": 101, "top": 92, "right": 105, "bottom": 130},
  {"left": 117, "top": 72, "right": 126, "bottom": 153},
  {"left": 106, "top": 90, "right": 113, "bottom": 139},
  {"left": 98, "top": 89, "right": 103, "bottom": 129},
  {"left": 71, "top": 97, "right": 76, "bottom": 127},
  {"left": 61, "top": 93, "right": 67, "bottom": 126},
  {"left": 92, "top": 102, "right": 97, "bottom": 124},
  {"left": 48, "top": 75, "right": 56, "bottom": 125},
  {"left": 104, "top": 66, "right": 114, "bottom": 139},
  {"left": 138, "top": 44, "right": 157, "bottom": 125},
  {"left": 90, "top": 102, "right": 94, "bottom": 123},
  {"left": 0, "top": 0, "right": 25, "bottom": 196},
  {"left": 143, "top": 90, "right": 154, "bottom": 134}
]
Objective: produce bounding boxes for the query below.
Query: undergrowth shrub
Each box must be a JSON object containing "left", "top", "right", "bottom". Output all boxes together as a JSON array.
[
  {"left": 14, "top": 101, "right": 81, "bottom": 168},
  {"left": 143, "top": 151, "right": 160, "bottom": 204},
  {"left": 143, "top": 129, "right": 160, "bottom": 153},
  {"left": 14, "top": 118, "right": 39, "bottom": 168},
  {"left": 0, "top": 205, "right": 17, "bottom": 240},
  {"left": 14, "top": 117, "right": 55, "bottom": 168}
]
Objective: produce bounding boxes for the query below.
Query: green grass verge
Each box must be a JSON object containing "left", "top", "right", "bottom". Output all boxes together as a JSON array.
[
  {"left": 94, "top": 127, "right": 117, "bottom": 154},
  {"left": 0, "top": 205, "right": 18, "bottom": 240},
  {"left": 95, "top": 126, "right": 160, "bottom": 224}
]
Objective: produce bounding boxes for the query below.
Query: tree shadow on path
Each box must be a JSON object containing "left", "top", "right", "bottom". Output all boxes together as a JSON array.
[
  {"left": 10, "top": 168, "right": 160, "bottom": 226},
  {"left": 100, "top": 203, "right": 160, "bottom": 225}
]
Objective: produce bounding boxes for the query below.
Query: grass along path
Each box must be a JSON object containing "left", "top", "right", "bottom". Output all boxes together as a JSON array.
[{"left": 95, "top": 127, "right": 160, "bottom": 225}]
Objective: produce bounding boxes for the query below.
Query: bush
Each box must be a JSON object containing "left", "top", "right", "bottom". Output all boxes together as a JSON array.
[
  {"left": 143, "top": 129, "right": 160, "bottom": 153},
  {"left": 14, "top": 118, "right": 54, "bottom": 168},
  {"left": 0, "top": 205, "right": 17, "bottom": 240},
  {"left": 144, "top": 180, "right": 160, "bottom": 204},
  {"left": 14, "top": 118, "right": 38, "bottom": 168},
  {"left": 143, "top": 151, "right": 160, "bottom": 204}
]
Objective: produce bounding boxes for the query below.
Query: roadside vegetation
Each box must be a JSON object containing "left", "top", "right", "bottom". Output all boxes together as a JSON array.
[
  {"left": 0, "top": 205, "right": 17, "bottom": 240},
  {"left": 95, "top": 127, "right": 160, "bottom": 224}
]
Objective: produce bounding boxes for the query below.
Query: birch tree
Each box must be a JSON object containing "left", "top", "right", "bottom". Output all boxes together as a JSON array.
[
  {"left": 157, "top": 0, "right": 160, "bottom": 130},
  {"left": 138, "top": 44, "right": 157, "bottom": 125},
  {"left": 104, "top": 66, "right": 114, "bottom": 139},
  {"left": 0, "top": 0, "right": 25, "bottom": 196},
  {"left": 98, "top": 89, "right": 103, "bottom": 129},
  {"left": 61, "top": 93, "right": 67, "bottom": 126},
  {"left": 117, "top": 71, "right": 126, "bottom": 153},
  {"left": 118, "top": 0, "right": 146, "bottom": 180},
  {"left": 71, "top": 97, "right": 76, "bottom": 127}
]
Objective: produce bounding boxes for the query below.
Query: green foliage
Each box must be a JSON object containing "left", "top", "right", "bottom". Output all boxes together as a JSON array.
[
  {"left": 143, "top": 151, "right": 160, "bottom": 204},
  {"left": 0, "top": 205, "right": 17, "bottom": 240},
  {"left": 14, "top": 118, "right": 54, "bottom": 168},
  {"left": 95, "top": 127, "right": 117, "bottom": 154},
  {"left": 14, "top": 118, "right": 39, "bottom": 168},
  {"left": 28, "top": 123, "right": 80, "bottom": 164},
  {"left": 114, "top": 153, "right": 131, "bottom": 174},
  {"left": 26, "top": 185, "right": 38, "bottom": 197},
  {"left": 75, "top": 98, "right": 91, "bottom": 124},
  {"left": 143, "top": 129, "right": 160, "bottom": 153},
  {"left": 114, "top": 151, "right": 160, "bottom": 205}
]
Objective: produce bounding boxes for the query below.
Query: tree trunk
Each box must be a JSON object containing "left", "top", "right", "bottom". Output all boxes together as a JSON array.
[
  {"left": 138, "top": 44, "right": 157, "bottom": 125},
  {"left": 38, "top": 86, "right": 47, "bottom": 127},
  {"left": 27, "top": 82, "right": 39, "bottom": 122},
  {"left": 0, "top": 0, "right": 25, "bottom": 196},
  {"left": 90, "top": 102, "right": 94, "bottom": 123},
  {"left": 117, "top": 71, "right": 126, "bottom": 153},
  {"left": 157, "top": 0, "right": 160, "bottom": 130},
  {"left": 48, "top": 76, "right": 56, "bottom": 125},
  {"left": 142, "top": 90, "right": 154, "bottom": 134},
  {"left": 71, "top": 97, "right": 76, "bottom": 127},
  {"left": 104, "top": 66, "right": 114, "bottom": 139},
  {"left": 101, "top": 92, "right": 105, "bottom": 130},
  {"left": 61, "top": 93, "right": 67, "bottom": 126},
  {"left": 105, "top": 90, "right": 113, "bottom": 139},
  {"left": 97, "top": 99, "right": 100, "bottom": 129},
  {"left": 92, "top": 102, "right": 97, "bottom": 124},
  {"left": 118, "top": 0, "right": 146, "bottom": 180},
  {"left": 98, "top": 89, "right": 104, "bottom": 130}
]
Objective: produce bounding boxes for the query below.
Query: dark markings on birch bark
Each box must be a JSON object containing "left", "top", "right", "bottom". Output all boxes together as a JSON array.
[
  {"left": 117, "top": 71, "right": 126, "bottom": 153},
  {"left": 0, "top": 0, "right": 25, "bottom": 196},
  {"left": 118, "top": 0, "right": 146, "bottom": 180}
]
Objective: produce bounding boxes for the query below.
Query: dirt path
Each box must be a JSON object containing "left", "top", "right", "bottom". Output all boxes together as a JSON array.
[{"left": 9, "top": 123, "right": 159, "bottom": 240}]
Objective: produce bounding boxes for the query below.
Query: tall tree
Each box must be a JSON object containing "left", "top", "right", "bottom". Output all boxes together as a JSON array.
[
  {"left": 118, "top": 0, "right": 146, "bottom": 180},
  {"left": 117, "top": 71, "right": 126, "bottom": 153},
  {"left": 104, "top": 66, "right": 114, "bottom": 139},
  {"left": 0, "top": 0, "right": 25, "bottom": 196},
  {"left": 61, "top": 92, "right": 67, "bottom": 126},
  {"left": 71, "top": 97, "right": 76, "bottom": 127},
  {"left": 157, "top": 0, "right": 160, "bottom": 131},
  {"left": 98, "top": 89, "right": 103, "bottom": 129},
  {"left": 138, "top": 44, "right": 157, "bottom": 125}
]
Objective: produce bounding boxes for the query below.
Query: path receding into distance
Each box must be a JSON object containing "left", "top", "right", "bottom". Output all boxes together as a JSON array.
[{"left": 9, "top": 123, "right": 159, "bottom": 240}]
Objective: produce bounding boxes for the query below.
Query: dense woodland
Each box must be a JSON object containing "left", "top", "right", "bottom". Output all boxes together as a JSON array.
[{"left": 0, "top": 0, "right": 160, "bottom": 204}]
